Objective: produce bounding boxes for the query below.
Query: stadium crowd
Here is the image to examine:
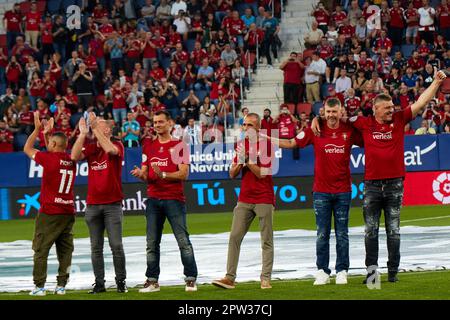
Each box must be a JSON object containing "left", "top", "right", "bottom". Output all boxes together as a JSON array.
[
  {"left": 1, "top": 0, "right": 450, "bottom": 154},
  {"left": 0, "top": 0, "right": 284, "bottom": 152},
  {"left": 278, "top": 0, "right": 450, "bottom": 142}
]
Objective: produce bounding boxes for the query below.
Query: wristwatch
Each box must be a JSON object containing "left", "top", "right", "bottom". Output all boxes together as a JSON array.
[{"left": 162, "top": 172, "right": 167, "bottom": 179}]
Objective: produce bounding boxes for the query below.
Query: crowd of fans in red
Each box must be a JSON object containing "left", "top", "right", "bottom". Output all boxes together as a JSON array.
[
  {"left": 0, "top": 0, "right": 285, "bottom": 152},
  {"left": 276, "top": 0, "right": 450, "bottom": 141}
]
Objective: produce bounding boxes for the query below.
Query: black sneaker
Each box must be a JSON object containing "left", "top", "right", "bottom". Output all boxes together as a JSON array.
[
  {"left": 117, "top": 280, "right": 128, "bottom": 293},
  {"left": 88, "top": 282, "right": 106, "bottom": 294},
  {"left": 388, "top": 271, "right": 398, "bottom": 283}
]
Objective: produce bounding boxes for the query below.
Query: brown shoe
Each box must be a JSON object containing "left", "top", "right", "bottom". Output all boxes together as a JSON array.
[
  {"left": 212, "top": 277, "right": 235, "bottom": 289},
  {"left": 261, "top": 279, "right": 272, "bottom": 289}
]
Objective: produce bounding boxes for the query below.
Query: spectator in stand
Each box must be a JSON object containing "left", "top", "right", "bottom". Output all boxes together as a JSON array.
[
  {"left": 199, "top": 96, "right": 217, "bottom": 126},
  {"left": 24, "top": 2, "right": 41, "bottom": 50},
  {"left": 280, "top": 52, "right": 304, "bottom": 105},
  {"left": 173, "top": 10, "right": 191, "bottom": 40},
  {"left": 195, "top": 58, "right": 214, "bottom": 92},
  {"left": 3, "top": 3, "right": 22, "bottom": 53},
  {"left": 415, "top": 119, "right": 436, "bottom": 134},
  {"left": 344, "top": 88, "right": 361, "bottom": 116},
  {"left": 338, "top": 19, "right": 355, "bottom": 42},
  {"left": 312, "top": 1, "right": 331, "bottom": 34},
  {"left": 355, "top": 17, "right": 369, "bottom": 48},
  {"left": 0, "top": 120, "right": 14, "bottom": 153},
  {"left": 261, "top": 108, "right": 277, "bottom": 135},
  {"left": 221, "top": 44, "right": 238, "bottom": 67},
  {"left": 372, "top": 29, "right": 393, "bottom": 55},
  {"left": 122, "top": 112, "right": 141, "bottom": 147},
  {"left": 402, "top": 66, "right": 421, "bottom": 91},
  {"left": 304, "top": 21, "right": 324, "bottom": 49},
  {"left": 73, "top": 64, "right": 94, "bottom": 111},
  {"left": 241, "top": 8, "right": 256, "bottom": 28},
  {"left": 444, "top": 122, "right": 450, "bottom": 133},
  {"left": 335, "top": 69, "right": 352, "bottom": 93},
  {"left": 274, "top": 104, "right": 298, "bottom": 140},
  {"left": 405, "top": 1, "right": 420, "bottom": 45},
  {"left": 437, "top": 0, "right": 450, "bottom": 40},
  {"left": 6, "top": 56, "right": 22, "bottom": 94},
  {"left": 261, "top": 10, "right": 280, "bottom": 68},
  {"left": 304, "top": 56, "right": 321, "bottom": 104},
  {"left": 347, "top": 0, "right": 362, "bottom": 26},
  {"left": 418, "top": 0, "right": 436, "bottom": 44},
  {"left": 389, "top": 0, "right": 406, "bottom": 47},
  {"left": 184, "top": 118, "right": 202, "bottom": 144}
]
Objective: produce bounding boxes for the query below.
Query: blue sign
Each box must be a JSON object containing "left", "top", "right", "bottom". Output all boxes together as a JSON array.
[{"left": 1, "top": 135, "right": 450, "bottom": 188}]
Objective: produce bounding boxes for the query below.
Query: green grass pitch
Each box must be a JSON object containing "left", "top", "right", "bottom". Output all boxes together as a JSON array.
[{"left": 0, "top": 205, "right": 449, "bottom": 300}]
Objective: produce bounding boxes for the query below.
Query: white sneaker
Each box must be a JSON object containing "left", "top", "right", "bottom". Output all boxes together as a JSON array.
[
  {"left": 54, "top": 286, "right": 66, "bottom": 295},
  {"left": 267, "top": 65, "right": 273, "bottom": 69},
  {"left": 335, "top": 271, "right": 348, "bottom": 285},
  {"left": 185, "top": 280, "right": 198, "bottom": 292},
  {"left": 313, "top": 270, "right": 330, "bottom": 285},
  {"left": 275, "top": 58, "right": 280, "bottom": 64},
  {"left": 139, "top": 280, "right": 160, "bottom": 293},
  {"left": 29, "top": 287, "right": 46, "bottom": 296}
]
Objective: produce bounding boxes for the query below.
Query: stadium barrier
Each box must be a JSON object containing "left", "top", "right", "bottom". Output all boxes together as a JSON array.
[{"left": 0, "top": 135, "right": 449, "bottom": 219}]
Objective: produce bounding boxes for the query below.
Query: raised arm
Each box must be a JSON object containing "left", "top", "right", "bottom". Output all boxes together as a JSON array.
[
  {"left": 71, "top": 117, "right": 89, "bottom": 161},
  {"left": 411, "top": 70, "right": 447, "bottom": 117},
  {"left": 89, "top": 112, "right": 119, "bottom": 155},
  {"left": 23, "top": 112, "right": 41, "bottom": 159}
]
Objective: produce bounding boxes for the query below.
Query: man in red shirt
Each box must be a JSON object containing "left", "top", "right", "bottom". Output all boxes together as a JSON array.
[
  {"left": 0, "top": 120, "right": 14, "bottom": 152},
  {"left": 131, "top": 110, "right": 198, "bottom": 293},
  {"left": 317, "top": 71, "right": 447, "bottom": 284},
  {"left": 280, "top": 52, "right": 304, "bottom": 105},
  {"left": 212, "top": 112, "right": 275, "bottom": 290},
  {"left": 404, "top": 1, "right": 419, "bottom": 44},
  {"left": 24, "top": 2, "right": 41, "bottom": 49},
  {"left": 71, "top": 113, "right": 128, "bottom": 294},
  {"left": 23, "top": 113, "right": 76, "bottom": 296},
  {"left": 269, "top": 98, "right": 363, "bottom": 286},
  {"left": 437, "top": 0, "right": 450, "bottom": 40},
  {"left": 3, "top": 3, "right": 22, "bottom": 52},
  {"left": 389, "top": 0, "right": 405, "bottom": 47}
]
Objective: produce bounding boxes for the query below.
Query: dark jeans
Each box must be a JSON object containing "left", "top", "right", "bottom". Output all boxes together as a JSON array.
[
  {"left": 262, "top": 35, "right": 278, "bottom": 66},
  {"left": 389, "top": 27, "right": 404, "bottom": 47},
  {"left": 363, "top": 178, "right": 403, "bottom": 273},
  {"left": 283, "top": 83, "right": 300, "bottom": 104},
  {"left": 313, "top": 192, "right": 351, "bottom": 274},
  {"left": 32, "top": 213, "right": 75, "bottom": 287},
  {"left": 85, "top": 203, "right": 127, "bottom": 284},
  {"left": 145, "top": 198, "right": 198, "bottom": 282},
  {"left": 77, "top": 94, "right": 93, "bottom": 110}
]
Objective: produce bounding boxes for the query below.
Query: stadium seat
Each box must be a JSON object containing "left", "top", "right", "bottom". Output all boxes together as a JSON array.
[
  {"left": 284, "top": 103, "right": 296, "bottom": 114},
  {"left": 70, "top": 113, "right": 83, "bottom": 128},
  {"left": 19, "top": 2, "right": 31, "bottom": 14},
  {"left": 401, "top": 44, "right": 415, "bottom": 59},
  {"left": 177, "top": 90, "right": 189, "bottom": 105},
  {"left": 410, "top": 116, "right": 423, "bottom": 131},
  {"left": 195, "top": 90, "right": 208, "bottom": 102},
  {"left": 185, "top": 39, "right": 196, "bottom": 53},
  {"left": 296, "top": 103, "right": 312, "bottom": 116},
  {"left": 0, "top": 34, "right": 6, "bottom": 49},
  {"left": 321, "top": 83, "right": 332, "bottom": 99},
  {"left": 13, "top": 133, "right": 28, "bottom": 151},
  {"left": 312, "top": 101, "right": 323, "bottom": 116}
]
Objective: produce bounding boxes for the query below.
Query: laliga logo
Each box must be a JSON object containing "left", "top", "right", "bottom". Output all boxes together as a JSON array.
[{"left": 432, "top": 172, "right": 450, "bottom": 204}]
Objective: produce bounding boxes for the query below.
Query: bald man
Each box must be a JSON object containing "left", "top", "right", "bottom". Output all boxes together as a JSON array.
[{"left": 24, "top": 113, "right": 77, "bottom": 296}]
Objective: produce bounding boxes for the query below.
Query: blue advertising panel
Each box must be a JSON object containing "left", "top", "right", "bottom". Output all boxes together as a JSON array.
[{"left": 0, "top": 135, "right": 449, "bottom": 188}]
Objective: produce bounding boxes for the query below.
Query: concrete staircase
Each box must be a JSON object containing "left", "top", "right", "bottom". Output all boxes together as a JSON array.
[{"left": 243, "top": 0, "right": 317, "bottom": 117}]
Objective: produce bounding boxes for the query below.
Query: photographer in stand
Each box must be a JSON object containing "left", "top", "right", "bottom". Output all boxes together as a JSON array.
[
  {"left": 280, "top": 52, "right": 304, "bottom": 106},
  {"left": 72, "top": 63, "right": 94, "bottom": 111}
]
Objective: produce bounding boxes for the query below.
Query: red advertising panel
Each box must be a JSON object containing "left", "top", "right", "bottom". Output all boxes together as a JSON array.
[{"left": 404, "top": 171, "right": 450, "bottom": 206}]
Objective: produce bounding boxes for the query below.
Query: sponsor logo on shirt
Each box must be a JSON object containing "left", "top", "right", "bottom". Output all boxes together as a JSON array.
[
  {"left": 59, "top": 160, "right": 73, "bottom": 167},
  {"left": 150, "top": 157, "right": 168, "bottom": 167},
  {"left": 54, "top": 197, "right": 74, "bottom": 205},
  {"left": 91, "top": 160, "right": 108, "bottom": 171},
  {"left": 324, "top": 144, "right": 345, "bottom": 154},
  {"left": 372, "top": 131, "right": 393, "bottom": 140}
]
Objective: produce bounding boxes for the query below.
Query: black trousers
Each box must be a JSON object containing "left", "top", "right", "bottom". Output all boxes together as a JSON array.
[
  {"left": 283, "top": 83, "right": 300, "bottom": 104},
  {"left": 262, "top": 35, "right": 278, "bottom": 66},
  {"left": 389, "top": 27, "right": 404, "bottom": 47}
]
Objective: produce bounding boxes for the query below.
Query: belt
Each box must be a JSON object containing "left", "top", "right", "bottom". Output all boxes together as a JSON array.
[{"left": 306, "top": 81, "right": 318, "bottom": 84}]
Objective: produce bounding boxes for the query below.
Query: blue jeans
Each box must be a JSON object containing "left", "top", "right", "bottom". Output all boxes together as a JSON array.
[
  {"left": 313, "top": 192, "right": 351, "bottom": 274},
  {"left": 53, "top": 43, "right": 66, "bottom": 63},
  {"left": 113, "top": 108, "right": 127, "bottom": 125},
  {"left": 145, "top": 198, "right": 198, "bottom": 281}
]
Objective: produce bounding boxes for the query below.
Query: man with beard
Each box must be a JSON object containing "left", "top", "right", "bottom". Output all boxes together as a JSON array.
[
  {"left": 264, "top": 98, "right": 362, "bottom": 285},
  {"left": 312, "top": 70, "right": 447, "bottom": 284}
]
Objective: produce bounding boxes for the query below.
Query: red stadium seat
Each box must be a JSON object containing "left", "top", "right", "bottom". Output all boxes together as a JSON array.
[
  {"left": 283, "top": 103, "right": 296, "bottom": 114},
  {"left": 0, "top": 35, "right": 7, "bottom": 48},
  {"left": 296, "top": 103, "right": 312, "bottom": 117},
  {"left": 19, "top": 2, "right": 32, "bottom": 14},
  {"left": 36, "top": 1, "right": 46, "bottom": 13}
]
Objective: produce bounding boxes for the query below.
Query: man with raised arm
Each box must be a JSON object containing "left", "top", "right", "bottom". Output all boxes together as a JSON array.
[
  {"left": 24, "top": 113, "right": 76, "bottom": 296},
  {"left": 265, "top": 98, "right": 363, "bottom": 286},
  {"left": 71, "top": 113, "right": 127, "bottom": 294},
  {"left": 131, "top": 110, "right": 198, "bottom": 293},
  {"left": 312, "top": 70, "right": 447, "bottom": 284}
]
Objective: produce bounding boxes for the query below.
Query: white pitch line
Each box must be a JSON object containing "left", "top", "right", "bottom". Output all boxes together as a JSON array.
[{"left": 401, "top": 215, "right": 450, "bottom": 224}]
